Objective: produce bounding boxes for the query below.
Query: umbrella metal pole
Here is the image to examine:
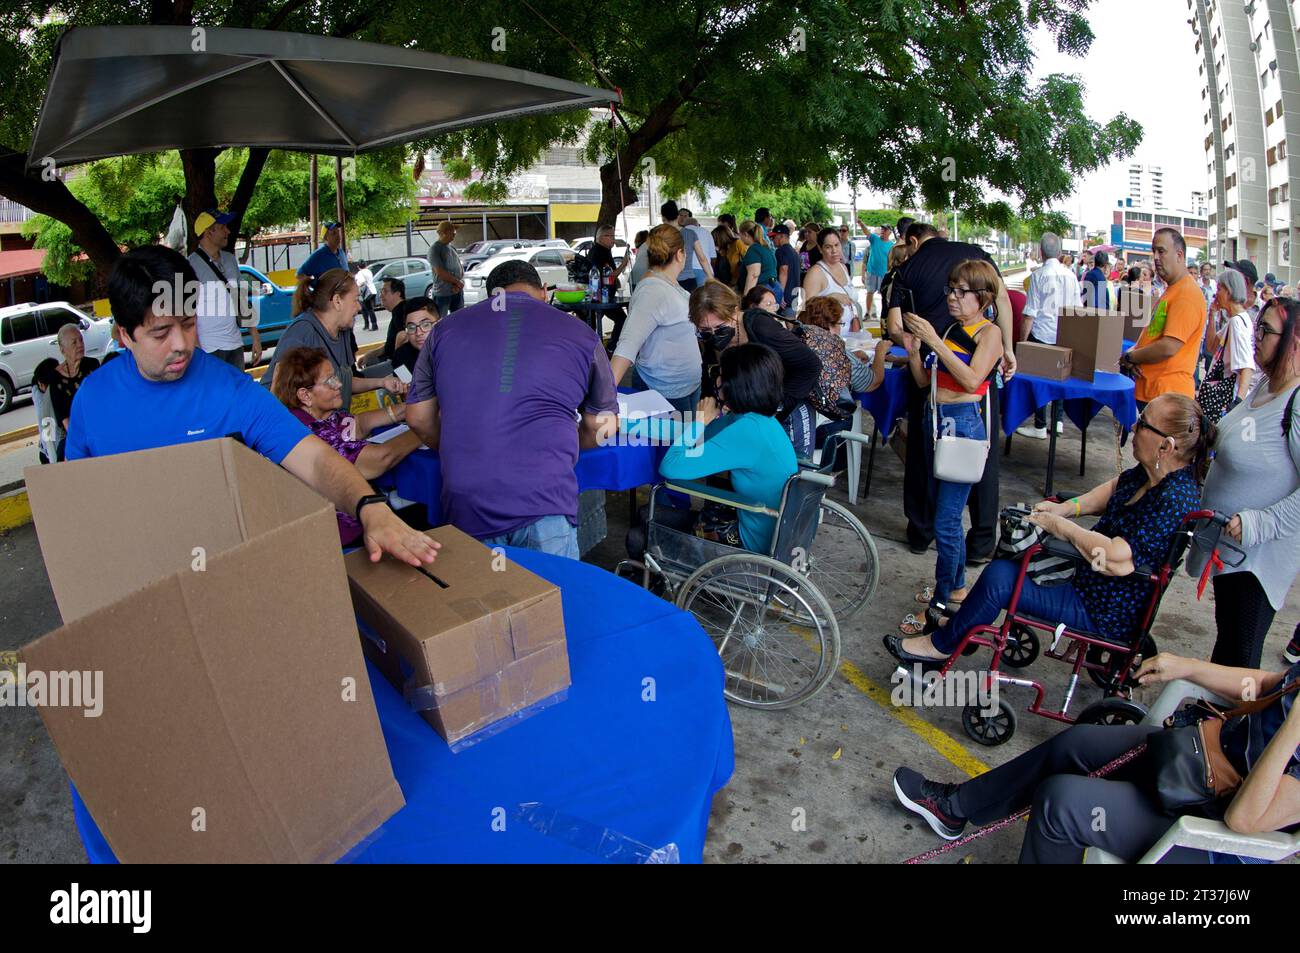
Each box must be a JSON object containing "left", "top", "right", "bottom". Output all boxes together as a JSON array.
[
  {"left": 309, "top": 155, "right": 319, "bottom": 256},
  {"left": 335, "top": 156, "right": 347, "bottom": 256}
]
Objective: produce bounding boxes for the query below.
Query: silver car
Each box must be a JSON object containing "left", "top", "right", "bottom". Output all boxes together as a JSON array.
[
  {"left": 0, "top": 302, "right": 112, "bottom": 413},
  {"left": 370, "top": 257, "right": 434, "bottom": 299}
]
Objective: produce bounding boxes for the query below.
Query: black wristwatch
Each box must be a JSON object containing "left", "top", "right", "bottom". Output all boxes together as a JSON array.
[{"left": 354, "top": 493, "right": 390, "bottom": 521}]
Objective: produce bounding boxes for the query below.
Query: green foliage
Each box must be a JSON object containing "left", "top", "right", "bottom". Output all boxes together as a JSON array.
[
  {"left": 856, "top": 209, "right": 902, "bottom": 229},
  {"left": 717, "top": 184, "right": 833, "bottom": 227},
  {"left": 24, "top": 149, "right": 415, "bottom": 281}
]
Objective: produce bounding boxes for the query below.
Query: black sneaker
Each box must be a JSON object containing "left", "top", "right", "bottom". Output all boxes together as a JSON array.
[
  {"left": 892, "top": 767, "right": 967, "bottom": 840},
  {"left": 1285, "top": 626, "right": 1300, "bottom": 664}
]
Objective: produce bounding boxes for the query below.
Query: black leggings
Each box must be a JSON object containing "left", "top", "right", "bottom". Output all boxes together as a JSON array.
[
  {"left": 953, "top": 723, "right": 1209, "bottom": 863},
  {"left": 1210, "top": 571, "right": 1276, "bottom": 670}
]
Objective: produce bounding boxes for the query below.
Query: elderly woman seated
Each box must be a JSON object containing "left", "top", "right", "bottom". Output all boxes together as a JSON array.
[
  {"left": 271, "top": 346, "right": 423, "bottom": 546},
  {"left": 894, "top": 651, "right": 1300, "bottom": 860},
  {"left": 885, "top": 392, "right": 1212, "bottom": 664}
]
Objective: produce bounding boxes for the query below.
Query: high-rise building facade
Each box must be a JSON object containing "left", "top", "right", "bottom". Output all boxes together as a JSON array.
[
  {"left": 1127, "top": 163, "right": 1167, "bottom": 210},
  {"left": 1189, "top": 0, "right": 1299, "bottom": 282}
]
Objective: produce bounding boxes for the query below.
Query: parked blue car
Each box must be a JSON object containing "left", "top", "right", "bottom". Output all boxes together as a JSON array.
[{"left": 238, "top": 265, "right": 296, "bottom": 350}]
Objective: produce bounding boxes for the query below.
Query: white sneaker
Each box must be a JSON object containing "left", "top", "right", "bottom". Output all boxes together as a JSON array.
[
  {"left": 1055, "top": 421, "right": 1064, "bottom": 434},
  {"left": 1016, "top": 425, "right": 1048, "bottom": 439}
]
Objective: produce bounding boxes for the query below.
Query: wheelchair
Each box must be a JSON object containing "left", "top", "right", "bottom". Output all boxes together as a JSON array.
[
  {"left": 617, "top": 431, "right": 880, "bottom": 709},
  {"left": 899, "top": 508, "right": 1245, "bottom": 746}
]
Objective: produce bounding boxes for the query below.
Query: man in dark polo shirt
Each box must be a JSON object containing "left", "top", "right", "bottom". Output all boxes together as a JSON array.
[
  {"left": 887, "top": 222, "right": 1017, "bottom": 560},
  {"left": 587, "top": 224, "right": 629, "bottom": 352},
  {"left": 404, "top": 260, "right": 620, "bottom": 558}
]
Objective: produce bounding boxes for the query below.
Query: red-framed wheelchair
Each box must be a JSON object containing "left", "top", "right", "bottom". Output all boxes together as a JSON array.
[{"left": 901, "top": 508, "right": 1246, "bottom": 746}]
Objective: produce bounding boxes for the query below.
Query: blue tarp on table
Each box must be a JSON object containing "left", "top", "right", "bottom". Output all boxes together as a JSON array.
[
  {"left": 70, "top": 548, "right": 735, "bottom": 863},
  {"left": 1001, "top": 370, "right": 1138, "bottom": 434}
]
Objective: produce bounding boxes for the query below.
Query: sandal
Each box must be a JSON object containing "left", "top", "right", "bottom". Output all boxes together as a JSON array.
[
  {"left": 916, "top": 587, "right": 965, "bottom": 610},
  {"left": 898, "top": 608, "right": 944, "bottom": 637}
]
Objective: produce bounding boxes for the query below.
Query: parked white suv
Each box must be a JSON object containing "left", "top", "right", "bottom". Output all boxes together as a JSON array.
[
  {"left": 463, "top": 245, "right": 580, "bottom": 305},
  {"left": 0, "top": 302, "right": 112, "bottom": 413}
]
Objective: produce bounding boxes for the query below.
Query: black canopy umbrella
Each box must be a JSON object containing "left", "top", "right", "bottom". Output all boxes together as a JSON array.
[{"left": 27, "top": 25, "right": 619, "bottom": 169}]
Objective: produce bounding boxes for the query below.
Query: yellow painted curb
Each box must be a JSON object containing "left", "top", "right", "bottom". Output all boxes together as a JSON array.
[{"left": 0, "top": 491, "right": 32, "bottom": 531}]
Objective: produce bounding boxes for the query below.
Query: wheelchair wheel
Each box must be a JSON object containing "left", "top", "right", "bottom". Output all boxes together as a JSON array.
[
  {"left": 799, "top": 500, "right": 880, "bottom": 619},
  {"left": 1075, "top": 697, "right": 1147, "bottom": 727},
  {"left": 676, "top": 553, "right": 841, "bottom": 710},
  {"left": 962, "top": 699, "right": 1017, "bottom": 746},
  {"left": 1086, "top": 634, "right": 1157, "bottom": 691},
  {"left": 1000, "top": 623, "right": 1040, "bottom": 669}
]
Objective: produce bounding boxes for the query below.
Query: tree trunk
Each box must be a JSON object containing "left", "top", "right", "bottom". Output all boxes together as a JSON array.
[
  {"left": 180, "top": 147, "right": 220, "bottom": 254},
  {"left": 597, "top": 159, "right": 640, "bottom": 230},
  {"left": 0, "top": 152, "right": 122, "bottom": 279},
  {"left": 225, "top": 148, "right": 270, "bottom": 253}
]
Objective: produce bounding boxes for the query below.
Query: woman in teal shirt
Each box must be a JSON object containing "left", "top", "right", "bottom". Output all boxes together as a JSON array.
[
  {"left": 739, "top": 220, "right": 781, "bottom": 301},
  {"left": 659, "top": 342, "right": 798, "bottom": 552}
]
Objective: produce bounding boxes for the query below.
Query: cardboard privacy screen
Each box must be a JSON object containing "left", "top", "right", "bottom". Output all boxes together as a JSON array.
[{"left": 22, "top": 438, "right": 404, "bottom": 863}]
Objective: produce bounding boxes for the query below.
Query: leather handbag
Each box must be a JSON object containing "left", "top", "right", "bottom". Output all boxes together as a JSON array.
[
  {"left": 930, "top": 359, "right": 991, "bottom": 484},
  {"left": 1148, "top": 679, "right": 1300, "bottom": 816}
]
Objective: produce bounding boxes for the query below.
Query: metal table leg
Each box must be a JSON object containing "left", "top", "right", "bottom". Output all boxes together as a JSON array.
[
  {"left": 1079, "top": 415, "right": 1088, "bottom": 477},
  {"left": 1045, "top": 402, "right": 1060, "bottom": 497}
]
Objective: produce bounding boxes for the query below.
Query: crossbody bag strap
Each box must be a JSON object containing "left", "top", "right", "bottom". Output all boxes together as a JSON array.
[{"left": 1222, "top": 676, "right": 1300, "bottom": 720}]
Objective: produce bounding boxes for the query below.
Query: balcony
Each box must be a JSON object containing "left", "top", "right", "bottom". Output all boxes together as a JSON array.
[{"left": 0, "top": 198, "right": 33, "bottom": 224}]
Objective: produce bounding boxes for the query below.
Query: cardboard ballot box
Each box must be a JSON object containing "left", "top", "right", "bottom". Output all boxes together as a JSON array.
[
  {"left": 21, "top": 439, "right": 404, "bottom": 863},
  {"left": 1014, "top": 341, "right": 1073, "bottom": 381},
  {"left": 1056, "top": 307, "right": 1125, "bottom": 382},
  {"left": 345, "top": 526, "right": 571, "bottom": 750}
]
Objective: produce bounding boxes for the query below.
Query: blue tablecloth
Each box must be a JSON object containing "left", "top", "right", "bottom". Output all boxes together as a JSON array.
[
  {"left": 854, "top": 364, "right": 910, "bottom": 436},
  {"left": 1001, "top": 370, "right": 1138, "bottom": 433},
  {"left": 379, "top": 442, "right": 667, "bottom": 527},
  {"left": 70, "top": 548, "right": 735, "bottom": 863}
]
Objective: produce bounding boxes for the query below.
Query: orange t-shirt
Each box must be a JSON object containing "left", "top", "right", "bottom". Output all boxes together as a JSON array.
[{"left": 1134, "top": 273, "right": 1205, "bottom": 402}]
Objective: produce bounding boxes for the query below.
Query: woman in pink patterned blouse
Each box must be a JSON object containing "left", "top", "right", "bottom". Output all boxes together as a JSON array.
[{"left": 271, "top": 346, "right": 422, "bottom": 545}]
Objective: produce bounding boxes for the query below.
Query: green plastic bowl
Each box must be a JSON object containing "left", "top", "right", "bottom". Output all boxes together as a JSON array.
[{"left": 554, "top": 289, "right": 587, "bottom": 304}]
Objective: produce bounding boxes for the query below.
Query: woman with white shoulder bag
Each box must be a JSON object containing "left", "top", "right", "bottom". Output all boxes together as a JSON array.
[{"left": 893, "top": 259, "right": 1003, "bottom": 635}]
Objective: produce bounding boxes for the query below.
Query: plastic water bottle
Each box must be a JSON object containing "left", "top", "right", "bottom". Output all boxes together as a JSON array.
[
  {"left": 588, "top": 266, "right": 600, "bottom": 300},
  {"left": 601, "top": 265, "right": 613, "bottom": 303}
]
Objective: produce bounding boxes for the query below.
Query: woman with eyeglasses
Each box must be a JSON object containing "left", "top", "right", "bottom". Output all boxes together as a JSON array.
[
  {"left": 1188, "top": 297, "right": 1300, "bottom": 669},
  {"left": 390, "top": 298, "right": 438, "bottom": 376},
  {"left": 891, "top": 259, "right": 1004, "bottom": 635},
  {"left": 1196, "top": 269, "right": 1255, "bottom": 423},
  {"left": 690, "top": 279, "right": 822, "bottom": 457},
  {"left": 887, "top": 390, "right": 1209, "bottom": 665},
  {"left": 264, "top": 268, "right": 407, "bottom": 409},
  {"left": 271, "top": 346, "right": 422, "bottom": 546}
]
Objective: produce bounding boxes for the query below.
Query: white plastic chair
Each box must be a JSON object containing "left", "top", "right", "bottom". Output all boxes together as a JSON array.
[{"left": 1083, "top": 679, "right": 1300, "bottom": 864}]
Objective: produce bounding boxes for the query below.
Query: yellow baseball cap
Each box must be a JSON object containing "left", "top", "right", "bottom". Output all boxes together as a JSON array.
[{"left": 194, "top": 209, "right": 233, "bottom": 236}]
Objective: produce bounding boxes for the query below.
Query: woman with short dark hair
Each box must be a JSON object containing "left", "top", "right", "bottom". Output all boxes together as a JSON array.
[{"left": 654, "top": 342, "right": 799, "bottom": 553}]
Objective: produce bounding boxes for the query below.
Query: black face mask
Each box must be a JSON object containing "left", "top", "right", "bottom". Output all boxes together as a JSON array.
[{"left": 698, "top": 325, "right": 736, "bottom": 351}]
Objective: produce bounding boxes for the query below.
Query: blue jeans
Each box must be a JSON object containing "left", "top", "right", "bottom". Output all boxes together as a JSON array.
[
  {"left": 929, "top": 401, "right": 986, "bottom": 607},
  {"left": 666, "top": 387, "right": 701, "bottom": 416},
  {"left": 935, "top": 557, "right": 1097, "bottom": 654},
  {"left": 782, "top": 400, "right": 815, "bottom": 459},
  {"left": 433, "top": 292, "right": 464, "bottom": 318},
  {"left": 481, "top": 514, "right": 579, "bottom": 560}
]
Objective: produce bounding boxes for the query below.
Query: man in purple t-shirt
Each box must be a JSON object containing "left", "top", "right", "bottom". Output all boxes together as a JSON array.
[{"left": 405, "top": 260, "right": 619, "bottom": 558}]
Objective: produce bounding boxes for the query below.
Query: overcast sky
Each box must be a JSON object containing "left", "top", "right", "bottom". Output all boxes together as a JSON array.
[
  {"left": 1030, "top": 0, "right": 1208, "bottom": 229},
  {"left": 838, "top": 0, "right": 1208, "bottom": 230}
]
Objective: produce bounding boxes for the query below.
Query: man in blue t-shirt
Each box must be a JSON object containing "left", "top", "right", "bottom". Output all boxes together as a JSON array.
[
  {"left": 297, "top": 221, "right": 349, "bottom": 279},
  {"left": 67, "top": 245, "right": 438, "bottom": 567}
]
